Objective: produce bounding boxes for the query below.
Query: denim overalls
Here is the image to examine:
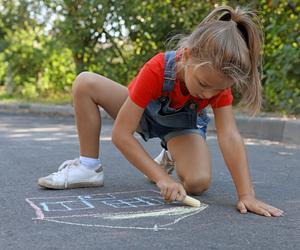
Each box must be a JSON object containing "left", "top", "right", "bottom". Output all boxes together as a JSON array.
[{"left": 138, "top": 51, "right": 210, "bottom": 149}]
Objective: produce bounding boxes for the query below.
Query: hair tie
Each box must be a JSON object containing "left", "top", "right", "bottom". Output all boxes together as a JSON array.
[
  {"left": 237, "top": 23, "right": 249, "bottom": 48},
  {"left": 219, "top": 12, "right": 232, "bottom": 21},
  {"left": 219, "top": 12, "right": 249, "bottom": 48}
]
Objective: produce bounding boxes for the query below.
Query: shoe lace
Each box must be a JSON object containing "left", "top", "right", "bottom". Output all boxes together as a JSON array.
[
  {"left": 57, "top": 158, "right": 80, "bottom": 172},
  {"left": 53, "top": 158, "right": 80, "bottom": 188},
  {"left": 162, "top": 151, "right": 175, "bottom": 174}
]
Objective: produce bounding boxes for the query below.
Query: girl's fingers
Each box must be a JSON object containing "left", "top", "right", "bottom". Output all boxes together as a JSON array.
[
  {"left": 164, "top": 186, "right": 186, "bottom": 203},
  {"left": 269, "top": 210, "right": 283, "bottom": 217},
  {"left": 241, "top": 200, "right": 270, "bottom": 216},
  {"left": 263, "top": 205, "right": 284, "bottom": 217},
  {"left": 159, "top": 182, "right": 187, "bottom": 204},
  {"left": 160, "top": 187, "right": 167, "bottom": 199},
  {"left": 239, "top": 198, "right": 284, "bottom": 217},
  {"left": 247, "top": 202, "right": 274, "bottom": 217},
  {"left": 254, "top": 206, "right": 272, "bottom": 217},
  {"left": 170, "top": 189, "right": 178, "bottom": 202},
  {"left": 160, "top": 189, "right": 164, "bottom": 197},
  {"left": 255, "top": 201, "right": 284, "bottom": 217},
  {"left": 175, "top": 185, "right": 186, "bottom": 202},
  {"left": 164, "top": 187, "right": 172, "bottom": 201},
  {"left": 237, "top": 201, "right": 247, "bottom": 214}
]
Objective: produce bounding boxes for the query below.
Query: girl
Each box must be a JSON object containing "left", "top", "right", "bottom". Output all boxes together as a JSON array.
[{"left": 38, "top": 6, "right": 284, "bottom": 217}]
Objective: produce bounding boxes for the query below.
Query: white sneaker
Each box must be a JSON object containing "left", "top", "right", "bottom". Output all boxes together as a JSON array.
[
  {"left": 146, "top": 149, "right": 175, "bottom": 182},
  {"left": 38, "top": 158, "right": 104, "bottom": 189},
  {"left": 155, "top": 149, "right": 175, "bottom": 175}
]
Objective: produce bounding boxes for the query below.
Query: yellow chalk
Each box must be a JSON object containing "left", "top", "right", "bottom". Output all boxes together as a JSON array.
[{"left": 182, "top": 195, "right": 201, "bottom": 207}]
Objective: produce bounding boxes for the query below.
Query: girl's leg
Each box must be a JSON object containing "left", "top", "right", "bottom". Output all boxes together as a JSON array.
[
  {"left": 166, "top": 133, "right": 212, "bottom": 195},
  {"left": 38, "top": 72, "right": 128, "bottom": 189},
  {"left": 72, "top": 72, "right": 128, "bottom": 158}
]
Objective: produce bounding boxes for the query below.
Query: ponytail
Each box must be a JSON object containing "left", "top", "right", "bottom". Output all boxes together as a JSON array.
[
  {"left": 176, "top": 6, "right": 264, "bottom": 115},
  {"left": 202, "top": 6, "right": 264, "bottom": 115}
]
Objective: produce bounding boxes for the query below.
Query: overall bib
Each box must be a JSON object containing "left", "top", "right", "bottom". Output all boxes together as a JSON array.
[{"left": 138, "top": 51, "right": 210, "bottom": 149}]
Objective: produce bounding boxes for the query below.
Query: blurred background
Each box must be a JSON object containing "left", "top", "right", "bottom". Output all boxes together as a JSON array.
[{"left": 0, "top": 0, "right": 299, "bottom": 115}]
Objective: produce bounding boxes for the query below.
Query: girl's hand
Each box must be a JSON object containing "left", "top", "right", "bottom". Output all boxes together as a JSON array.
[
  {"left": 237, "top": 195, "right": 284, "bottom": 217},
  {"left": 156, "top": 176, "right": 186, "bottom": 203}
]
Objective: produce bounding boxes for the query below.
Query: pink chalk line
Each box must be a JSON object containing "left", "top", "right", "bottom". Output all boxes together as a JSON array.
[{"left": 25, "top": 198, "right": 44, "bottom": 219}]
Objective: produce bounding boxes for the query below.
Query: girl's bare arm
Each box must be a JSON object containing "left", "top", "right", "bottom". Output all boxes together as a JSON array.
[
  {"left": 112, "top": 97, "right": 186, "bottom": 202},
  {"left": 213, "top": 105, "right": 254, "bottom": 198},
  {"left": 213, "top": 105, "right": 283, "bottom": 216}
]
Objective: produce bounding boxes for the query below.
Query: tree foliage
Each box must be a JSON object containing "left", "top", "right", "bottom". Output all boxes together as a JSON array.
[{"left": 0, "top": 0, "right": 299, "bottom": 114}]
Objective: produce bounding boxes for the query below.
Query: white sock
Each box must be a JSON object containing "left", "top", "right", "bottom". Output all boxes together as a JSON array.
[
  {"left": 165, "top": 150, "right": 173, "bottom": 161},
  {"left": 79, "top": 156, "right": 101, "bottom": 170},
  {"left": 154, "top": 149, "right": 165, "bottom": 163}
]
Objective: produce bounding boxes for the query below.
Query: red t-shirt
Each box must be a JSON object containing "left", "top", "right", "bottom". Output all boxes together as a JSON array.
[{"left": 128, "top": 52, "right": 233, "bottom": 112}]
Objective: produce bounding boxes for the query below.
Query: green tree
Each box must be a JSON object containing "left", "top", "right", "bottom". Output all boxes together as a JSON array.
[
  {"left": 0, "top": 0, "right": 45, "bottom": 95},
  {"left": 260, "top": 0, "right": 300, "bottom": 114},
  {"left": 44, "top": 0, "right": 112, "bottom": 73},
  {"left": 229, "top": 0, "right": 300, "bottom": 114},
  {"left": 0, "top": 0, "right": 299, "bottom": 114},
  {"left": 117, "top": 0, "right": 212, "bottom": 80}
]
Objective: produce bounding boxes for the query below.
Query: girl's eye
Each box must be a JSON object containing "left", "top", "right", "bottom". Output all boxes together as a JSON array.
[{"left": 199, "top": 82, "right": 207, "bottom": 88}]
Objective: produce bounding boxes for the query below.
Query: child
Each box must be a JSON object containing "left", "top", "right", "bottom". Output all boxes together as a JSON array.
[{"left": 38, "top": 6, "right": 284, "bottom": 217}]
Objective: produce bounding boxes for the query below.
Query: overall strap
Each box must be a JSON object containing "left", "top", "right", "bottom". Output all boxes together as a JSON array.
[{"left": 163, "top": 51, "right": 177, "bottom": 93}]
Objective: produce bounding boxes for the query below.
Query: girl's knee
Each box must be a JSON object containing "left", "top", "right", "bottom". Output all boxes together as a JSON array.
[
  {"left": 72, "top": 72, "right": 99, "bottom": 96},
  {"left": 183, "top": 174, "right": 211, "bottom": 195}
]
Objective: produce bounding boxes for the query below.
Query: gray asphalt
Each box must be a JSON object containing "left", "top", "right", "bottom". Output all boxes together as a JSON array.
[{"left": 0, "top": 111, "right": 299, "bottom": 250}]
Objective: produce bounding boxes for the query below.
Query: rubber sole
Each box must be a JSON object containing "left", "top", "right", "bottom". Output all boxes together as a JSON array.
[{"left": 38, "top": 180, "right": 104, "bottom": 189}]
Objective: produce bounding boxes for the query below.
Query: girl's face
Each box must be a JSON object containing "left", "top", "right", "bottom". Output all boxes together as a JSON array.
[
  {"left": 183, "top": 64, "right": 233, "bottom": 99},
  {"left": 180, "top": 50, "right": 234, "bottom": 99}
]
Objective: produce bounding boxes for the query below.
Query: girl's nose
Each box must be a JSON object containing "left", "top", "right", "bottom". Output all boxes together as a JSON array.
[{"left": 202, "top": 90, "right": 216, "bottom": 99}]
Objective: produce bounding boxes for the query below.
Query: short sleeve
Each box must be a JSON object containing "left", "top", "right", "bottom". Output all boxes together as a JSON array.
[
  {"left": 128, "top": 54, "right": 164, "bottom": 108},
  {"left": 209, "top": 88, "right": 233, "bottom": 109}
]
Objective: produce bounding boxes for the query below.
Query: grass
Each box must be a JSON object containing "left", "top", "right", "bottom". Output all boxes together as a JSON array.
[
  {"left": 0, "top": 86, "right": 298, "bottom": 119},
  {"left": 0, "top": 87, "right": 72, "bottom": 105}
]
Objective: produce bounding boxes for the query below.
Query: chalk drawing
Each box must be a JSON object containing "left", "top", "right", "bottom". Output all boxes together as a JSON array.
[{"left": 26, "top": 190, "right": 208, "bottom": 231}]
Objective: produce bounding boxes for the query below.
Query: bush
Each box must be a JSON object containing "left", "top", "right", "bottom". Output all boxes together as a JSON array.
[
  {"left": 0, "top": 0, "right": 299, "bottom": 114},
  {"left": 261, "top": 1, "right": 300, "bottom": 114}
]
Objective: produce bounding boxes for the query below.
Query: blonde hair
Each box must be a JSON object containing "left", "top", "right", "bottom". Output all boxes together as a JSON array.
[{"left": 174, "top": 6, "right": 263, "bottom": 115}]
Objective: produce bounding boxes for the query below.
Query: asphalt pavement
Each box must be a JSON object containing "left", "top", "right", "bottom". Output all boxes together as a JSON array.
[
  {"left": 1, "top": 102, "right": 299, "bottom": 145},
  {"left": 0, "top": 111, "right": 299, "bottom": 250}
]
